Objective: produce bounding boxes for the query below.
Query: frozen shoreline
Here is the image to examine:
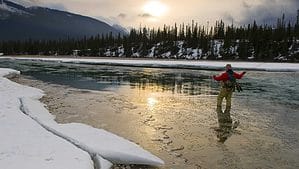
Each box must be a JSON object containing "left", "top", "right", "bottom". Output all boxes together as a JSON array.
[
  {"left": 5, "top": 66, "right": 299, "bottom": 169},
  {"left": 1, "top": 56, "right": 299, "bottom": 72},
  {"left": 0, "top": 68, "right": 164, "bottom": 169},
  {"left": 10, "top": 74, "right": 216, "bottom": 169}
]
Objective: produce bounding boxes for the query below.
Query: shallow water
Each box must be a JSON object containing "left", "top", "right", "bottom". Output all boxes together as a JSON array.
[{"left": 1, "top": 59, "right": 299, "bottom": 169}]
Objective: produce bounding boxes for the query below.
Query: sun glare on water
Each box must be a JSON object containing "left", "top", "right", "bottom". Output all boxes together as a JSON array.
[
  {"left": 147, "top": 97, "right": 158, "bottom": 109},
  {"left": 142, "top": 0, "right": 168, "bottom": 17}
]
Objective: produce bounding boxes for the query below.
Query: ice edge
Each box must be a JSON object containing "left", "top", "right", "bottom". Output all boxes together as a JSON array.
[{"left": 18, "top": 97, "right": 112, "bottom": 169}]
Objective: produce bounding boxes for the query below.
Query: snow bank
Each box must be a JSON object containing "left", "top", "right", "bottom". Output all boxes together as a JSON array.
[
  {"left": 0, "top": 68, "right": 164, "bottom": 169},
  {"left": 0, "top": 69, "right": 94, "bottom": 169},
  {"left": 2, "top": 56, "right": 299, "bottom": 72},
  {"left": 20, "top": 97, "right": 164, "bottom": 165},
  {"left": 0, "top": 67, "right": 19, "bottom": 76}
]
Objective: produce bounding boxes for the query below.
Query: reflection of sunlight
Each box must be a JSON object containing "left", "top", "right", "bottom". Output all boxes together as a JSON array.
[{"left": 147, "top": 97, "right": 158, "bottom": 109}]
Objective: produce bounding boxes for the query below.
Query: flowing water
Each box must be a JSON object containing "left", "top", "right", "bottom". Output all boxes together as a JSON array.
[{"left": 0, "top": 59, "right": 298, "bottom": 169}]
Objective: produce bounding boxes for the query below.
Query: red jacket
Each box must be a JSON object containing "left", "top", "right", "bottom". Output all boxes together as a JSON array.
[{"left": 213, "top": 71, "right": 246, "bottom": 81}]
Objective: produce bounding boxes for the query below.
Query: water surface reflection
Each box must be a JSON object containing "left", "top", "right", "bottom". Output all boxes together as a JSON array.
[{"left": 0, "top": 59, "right": 219, "bottom": 96}]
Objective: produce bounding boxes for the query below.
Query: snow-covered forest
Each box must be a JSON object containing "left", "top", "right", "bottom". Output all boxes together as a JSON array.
[{"left": 1, "top": 11, "right": 299, "bottom": 62}]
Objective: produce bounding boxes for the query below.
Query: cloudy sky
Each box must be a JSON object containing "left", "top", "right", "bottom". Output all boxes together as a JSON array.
[{"left": 15, "top": 0, "right": 299, "bottom": 28}]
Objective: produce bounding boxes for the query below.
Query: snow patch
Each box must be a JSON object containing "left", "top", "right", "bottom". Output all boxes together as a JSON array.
[
  {"left": 0, "top": 2, "right": 30, "bottom": 15},
  {"left": 147, "top": 46, "right": 156, "bottom": 58},
  {"left": 104, "top": 49, "right": 112, "bottom": 57},
  {"left": 118, "top": 46, "right": 124, "bottom": 57},
  {"left": 132, "top": 52, "right": 140, "bottom": 57},
  {"left": 161, "top": 51, "right": 171, "bottom": 58}
]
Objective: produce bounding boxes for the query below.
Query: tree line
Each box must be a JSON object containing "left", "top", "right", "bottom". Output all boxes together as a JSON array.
[{"left": 1, "top": 11, "right": 299, "bottom": 62}]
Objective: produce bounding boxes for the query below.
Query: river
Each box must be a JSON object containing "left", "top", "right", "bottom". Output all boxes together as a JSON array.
[{"left": 0, "top": 59, "right": 298, "bottom": 169}]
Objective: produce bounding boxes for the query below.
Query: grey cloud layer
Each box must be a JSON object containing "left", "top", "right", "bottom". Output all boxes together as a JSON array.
[
  {"left": 11, "top": 0, "right": 298, "bottom": 27},
  {"left": 236, "top": 0, "right": 298, "bottom": 25},
  {"left": 118, "top": 13, "right": 127, "bottom": 19},
  {"left": 139, "top": 13, "right": 153, "bottom": 18}
]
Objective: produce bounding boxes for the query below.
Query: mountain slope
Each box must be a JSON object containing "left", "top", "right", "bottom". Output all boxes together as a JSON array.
[{"left": 0, "top": 0, "right": 124, "bottom": 41}]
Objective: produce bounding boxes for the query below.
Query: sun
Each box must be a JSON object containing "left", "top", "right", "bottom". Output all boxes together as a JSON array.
[{"left": 142, "top": 0, "right": 168, "bottom": 17}]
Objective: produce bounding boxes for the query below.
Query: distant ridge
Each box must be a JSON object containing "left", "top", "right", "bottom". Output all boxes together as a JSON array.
[{"left": 0, "top": 0, "right": 125, "bottom": 41}]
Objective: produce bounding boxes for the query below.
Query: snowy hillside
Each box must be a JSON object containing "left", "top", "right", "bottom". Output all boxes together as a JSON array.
[
  {"left": 99, "top": 40, "right": 299, "bottom": 62},
  {"left": 6, "top": 0, "right": 35, "bottom": 7},
  {"left": 0, "top": 0, "right": 124, "bottom": 40},
  {"left": 0, "top": 0, "right": 30, "bottom": 15}
]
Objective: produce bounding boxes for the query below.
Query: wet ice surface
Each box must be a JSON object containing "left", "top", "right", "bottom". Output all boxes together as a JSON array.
[{"left": 2, "top": 59, "right": 299, "bottom": 169}]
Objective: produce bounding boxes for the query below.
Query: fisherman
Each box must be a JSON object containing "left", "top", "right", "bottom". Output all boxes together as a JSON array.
[{"left": 212, "top": 64, "right": 246, "bottom": 126}]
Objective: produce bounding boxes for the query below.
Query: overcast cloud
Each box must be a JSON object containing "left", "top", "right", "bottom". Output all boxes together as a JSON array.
[{"left": 13, "top": 0, "right": 299, "bottom": 28}]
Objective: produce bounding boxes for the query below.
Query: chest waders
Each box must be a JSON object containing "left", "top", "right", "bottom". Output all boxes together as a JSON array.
[{"left": 216, "top": 70, "right": 235, "bottom": 126}]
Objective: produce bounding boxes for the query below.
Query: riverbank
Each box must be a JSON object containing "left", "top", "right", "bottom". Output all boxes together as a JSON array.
[
  {"left": 10, "top": 74, "right": 200, "bottom": 169},
  {"left": 1, "top": 56, "right": 299, "bottom": 72},
  {"left": 0, "top": 68, "right": 164, "bottom": 169}
]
